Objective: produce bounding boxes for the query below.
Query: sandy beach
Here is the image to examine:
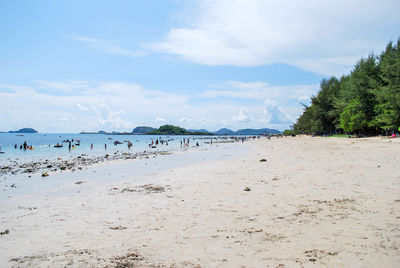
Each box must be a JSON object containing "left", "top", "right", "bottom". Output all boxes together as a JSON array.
[{"left": 1, "top": 136, "right": 400, "bottom": 267}]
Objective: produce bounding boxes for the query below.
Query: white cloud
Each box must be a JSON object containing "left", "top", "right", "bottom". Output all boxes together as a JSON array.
[
  {"left": 201, "top": 80, "right": 318, "bottom": 101},
  {"left": 0, "top": 79, "right": 315, "bottom": 132},
  {"left": 152, "top": 0, "right": 400, "bottom": 76},
  {"left": 75, "top": 104, "right": 90, "bottom": 112},
  {"left": 95, "top": 108, "right": 134, "bottom": 130},
  {"left": 70, "top": 35, "right": 147, "bottom": 58},
  {"left": 155, "top": 117, "right": 166, "bottom": 123},
  {"left": 226, "top": 81, "right": 268, "bottom": 90},
  {"left": 0, "top": 81, "right": 189, "bottom": 132},
  {"left": 36, "top": 80, "right": 89, "bottom": 93},
  {"left": 292, "top": 56, "right": 362, "bottom": 78},
  {"left": 178, "top": 117, "right": 192, "bottom": 123},
  {"left": 263, "top": 99, "right": 293, "bottom": 125},
  {"left": 298, "top": 96, "right": 310, "bottom": 101},
  {"left": 232, "top": 107, "right": 252, "bottom": 123}
]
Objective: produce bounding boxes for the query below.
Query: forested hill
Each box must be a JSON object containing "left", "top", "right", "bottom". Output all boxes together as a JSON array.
[{"left": 292, "top": 39, "right": 400, "bottom": 135}]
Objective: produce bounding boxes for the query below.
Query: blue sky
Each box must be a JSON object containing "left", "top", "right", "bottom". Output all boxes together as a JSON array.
[{"left": 0, "top": 0, "right": 399, "bottom": 132}]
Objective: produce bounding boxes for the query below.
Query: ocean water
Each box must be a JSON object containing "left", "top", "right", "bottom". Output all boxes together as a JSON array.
[{"left": 0, "top": 133, "right": 213, "bottom": 163}]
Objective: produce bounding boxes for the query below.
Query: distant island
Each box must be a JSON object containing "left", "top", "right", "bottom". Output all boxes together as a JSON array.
[
  {"left": 80, "top": 125, "right": 280, "bottom": 136},
  {"left": 187, "top": 129, "right": 209, "bottom": 133},
  {"left": 148, "top": 125, "right": 212, "bottom": 135},
  {"left": 8, "top": 128, "right": 38, "bottom": 133},
  {"left": 214, "top": 128, "right": 235, "bottom": 135},
  {"left": 132, "top": 126, "right": 157, "bottom": 134}
]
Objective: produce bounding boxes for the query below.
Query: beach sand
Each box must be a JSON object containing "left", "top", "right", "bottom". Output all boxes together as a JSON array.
[{"left": 1, "top": 136, "right": 400, "bottom": 267}]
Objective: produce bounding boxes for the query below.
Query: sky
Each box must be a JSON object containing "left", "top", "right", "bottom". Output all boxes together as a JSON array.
[{"left": 0, "top": 0, "right": 399, "bottom": 133}]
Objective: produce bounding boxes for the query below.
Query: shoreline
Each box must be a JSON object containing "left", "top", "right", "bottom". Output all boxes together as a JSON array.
[
  {"left": 0, "top": 141, "right": 250, "bottom": 202},
  {"left": 0, "top": 149, "right": 167, "bottom": 177},
  {"left": 1, "top": 136, "right": 400, "bottom": 267},
  {"left": 0, "top": 137, "right": 248, "bottom": 177}
]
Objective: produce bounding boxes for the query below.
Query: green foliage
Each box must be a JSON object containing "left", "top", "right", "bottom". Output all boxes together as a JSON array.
[
  {"left": 282, "top": 129, "right": 296, "bottom": 136},
  {"left": 293, "top": 38, "right": 400, "bottom": 134},
  {"left": 148, "top": 125, "right": 187, "bottom": 135},
  {"left": 326, "top": 134, "right": 348, "bottom": 138},
  {"left": 148, "top": 125, "right": 213, "bottom": 135},
  {"left": 373, "top": 40, "right": 400, "bottom": 129},
  {"left": 339, "top": 99, "right": 368, "bottom": 132}
]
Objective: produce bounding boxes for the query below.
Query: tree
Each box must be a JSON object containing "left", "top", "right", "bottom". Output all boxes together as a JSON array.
[
  {"left": 293, "top": 77, "right": 341, "bottom": 134},
  {"left": 373, "top": 40, "right": 400, "bottom": 129},
  {"left": 339, "top": 99, "right": 367, "bottom": 133},
  {"left": 311, "top": 77, "right": 341, "bottom": 132},
  {"left": 337, "top": 55, "right": 381, "bottom": 132},
  {"left": 293, "top": 38, "right": 399, "bottom": 135}
]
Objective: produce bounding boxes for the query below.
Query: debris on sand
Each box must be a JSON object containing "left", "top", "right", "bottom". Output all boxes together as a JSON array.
[
  {"left": 139, "top": 184, "right": 166, "bottom": 193},
  {"left": 0, "top": 229, "right": 9, "bottom": 235},
  {"left": 0, "top": 150, "right": 167, "bottom": 177},
  {"left": 110, "top": 252, "right": 145, "bottom": 267},
  {"left": 109, "top": 226, "right": 127, "bottom": 230},
  {"left": 112, "top": 184, "right": 168, "bottom": 194}
]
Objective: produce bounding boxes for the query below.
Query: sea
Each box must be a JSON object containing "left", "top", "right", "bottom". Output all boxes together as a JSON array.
[{"left": 0, "top": 133, "right": 214, "bottom": 163}]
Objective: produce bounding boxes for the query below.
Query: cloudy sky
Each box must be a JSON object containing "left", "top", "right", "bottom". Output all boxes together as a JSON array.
[{"left": 0, "top": 0, "right": 399, "bottom": 132}]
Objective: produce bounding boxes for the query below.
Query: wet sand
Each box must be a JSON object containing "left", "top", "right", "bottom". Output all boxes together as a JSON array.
[{"left": 1, "top": 136, "right": 400, "bottom": 267}]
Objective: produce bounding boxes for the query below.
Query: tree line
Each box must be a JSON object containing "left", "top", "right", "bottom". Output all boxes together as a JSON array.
[{"left": 291, "top": 39, "right": 400, "bottom": 135}]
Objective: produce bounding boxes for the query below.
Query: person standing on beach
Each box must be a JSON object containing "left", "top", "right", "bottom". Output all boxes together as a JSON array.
[
  {"left": 105, "top": 144, "right": 107, "bottom": 150},
  {"left": 91, "top": 144, "right": 93, "bottom": 150}
]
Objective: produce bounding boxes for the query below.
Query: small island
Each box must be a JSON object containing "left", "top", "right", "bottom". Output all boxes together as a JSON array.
[
  {"left": 148, "top": 125, "right": 213, "bottom": 135},
  {"left": 132, "top": 126, "right": 157, "bottom": 134},
  {"left": 8, "top": 128, "right": 38, "bottom": 133}
]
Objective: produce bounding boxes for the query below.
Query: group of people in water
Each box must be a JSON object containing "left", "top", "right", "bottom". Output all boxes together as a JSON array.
[
  {"left": 13, "top": 141, "right": 34, "bottom": 150},
  {"left": 149, "top": 138, "right": 169, "bottom": 148},
  {"left": 1, "top": 135, "right": 263, "bottom": 155},
  {"left": 180, "top": 137, "right": 193, "bottom": 148}
]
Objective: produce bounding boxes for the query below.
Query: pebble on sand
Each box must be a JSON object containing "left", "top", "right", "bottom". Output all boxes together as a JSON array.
[{"left": 0, "top": 229, "right": 9, "bottom": 235}]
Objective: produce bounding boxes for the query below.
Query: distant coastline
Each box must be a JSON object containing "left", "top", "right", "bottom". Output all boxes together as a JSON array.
[
  {"left": 80, "top": 124, "right": 280, "bottom": 136},
  {"left": 1, "top": 128, "right": 38, "bottom": 134},
  {"left": 1, "top": 125, "right": 280, "bottom": 136}
]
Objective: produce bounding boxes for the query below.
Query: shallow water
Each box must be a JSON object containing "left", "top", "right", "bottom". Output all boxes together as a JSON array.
[
  {"left": 0, "top": 133, "right": 214, "bottom": 163},
  {"left": 0, "top": 142, "right": 249, "bottom": 202}
]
